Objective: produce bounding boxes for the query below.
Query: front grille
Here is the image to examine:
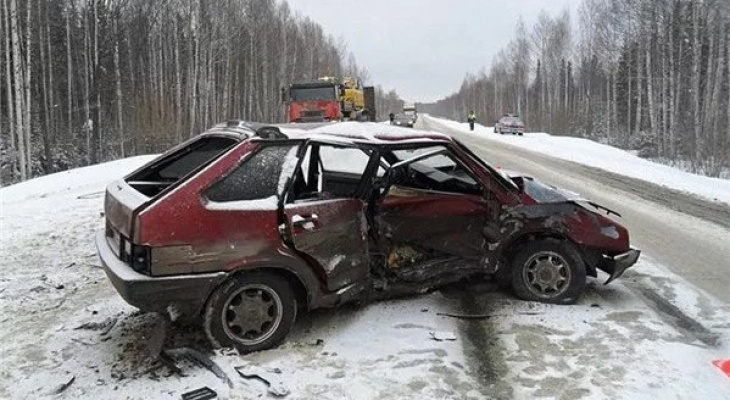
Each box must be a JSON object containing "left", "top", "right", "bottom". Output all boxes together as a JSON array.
[{"left": 301, "top": 110, "right": 325, "bottom": 118}]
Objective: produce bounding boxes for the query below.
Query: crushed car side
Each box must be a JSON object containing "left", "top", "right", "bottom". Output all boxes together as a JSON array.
[{"left": 97, "top": 123, "right": 640, "bottom": 352}]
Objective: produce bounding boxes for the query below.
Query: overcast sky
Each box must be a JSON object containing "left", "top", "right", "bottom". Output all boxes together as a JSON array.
[{"left": 284, "top": 0, "right": 581, "bottom": 103}]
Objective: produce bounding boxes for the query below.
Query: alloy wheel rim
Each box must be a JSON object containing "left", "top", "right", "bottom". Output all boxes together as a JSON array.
[
  {"left": 222, "top": 284, "right": 283, "bottom": 345},
  {"left": 522, "top": 251, "right": 571, "bottom": 299}
]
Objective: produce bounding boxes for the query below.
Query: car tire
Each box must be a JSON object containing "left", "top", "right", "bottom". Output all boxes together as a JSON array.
[
  {"left": 518, "top": 132, "right": 523, "bottom": 136},
  {"left": 511, "top": 239, "right": 586, "bottom": 304},
  {"left": 204, "top": 272, "right": 297, "bottom": 353}
]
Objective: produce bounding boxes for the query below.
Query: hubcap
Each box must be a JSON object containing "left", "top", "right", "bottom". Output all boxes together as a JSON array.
[
  {"left": 222, "top": 284, "right": 283, "bottom": 345},
  {"left": 522, "top": 251, "right": 571, "bottom": 299}
]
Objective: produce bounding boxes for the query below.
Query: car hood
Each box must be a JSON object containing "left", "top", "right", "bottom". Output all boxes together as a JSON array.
[{"left": 504, "top": 170, "right": 622, "bottom": 217}]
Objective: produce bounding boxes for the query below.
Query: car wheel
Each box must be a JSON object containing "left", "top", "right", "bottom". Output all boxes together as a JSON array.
[
  {"left": 511, "top": 239, "right": 586, "bottom": 304},
  {"left": 204, "top": 272, "right": 297, "bottom": 353},
  {"left": 518, "top": 132, "right": 523, "bottom": 136}
]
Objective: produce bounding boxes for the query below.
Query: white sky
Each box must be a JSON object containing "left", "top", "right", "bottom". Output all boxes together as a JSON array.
[{"left": 283, "top": 0, "right": 582, "bottom": 103}]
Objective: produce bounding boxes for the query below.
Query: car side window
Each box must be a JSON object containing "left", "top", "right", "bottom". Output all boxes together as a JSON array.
[
  {"left": 288, "top": 144, "right": 375, "bottom": 202},
  {"left": 205, "top": 144, "right": 296, "bottom": 202}
]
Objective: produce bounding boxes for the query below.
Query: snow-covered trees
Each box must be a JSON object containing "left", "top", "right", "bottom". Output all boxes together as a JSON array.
[
  {"left": 0, "top": 0, "right": 395, "bottom": 184},
  {"left": 428, "top": 0, "right": 730, "bottom": 177}
]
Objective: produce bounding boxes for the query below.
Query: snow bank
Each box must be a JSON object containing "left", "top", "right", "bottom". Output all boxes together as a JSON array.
[
  {"left": 0, "top": 155, "right": 157, "bottom": 204},
  {"left": 425, "top": 115, "right": 730, "bottom": 206}
]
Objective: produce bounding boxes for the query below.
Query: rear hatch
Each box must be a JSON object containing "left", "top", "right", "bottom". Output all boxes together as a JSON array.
[{"left": 104, "top": 134, "right": 241, "bottom": 259}]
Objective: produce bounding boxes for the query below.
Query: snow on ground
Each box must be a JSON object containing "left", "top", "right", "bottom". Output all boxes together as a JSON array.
[
  {"left": 422, "top": 115, "right": 730, "bottom": 206},
  {"left": 0, "top": 155, "right": 482, "bottom": 399},
  {"left": 2, "top": 122, "right": 730, "bottom": 399},
  {"left": 482, "top": 255, "right": 730, "bottom": 399}
]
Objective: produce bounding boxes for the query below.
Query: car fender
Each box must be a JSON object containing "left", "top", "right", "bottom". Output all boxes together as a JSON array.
[{"left": 217, "top": 244, "right": 330, "bottom": 310}]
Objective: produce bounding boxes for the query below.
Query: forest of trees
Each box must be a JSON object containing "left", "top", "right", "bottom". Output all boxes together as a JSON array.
[
  {"left": 427, "top": 0, "right": 730, "bottom": 177},
  {"left": 0, "top": 0, "right": 404, "bottom": 184}
]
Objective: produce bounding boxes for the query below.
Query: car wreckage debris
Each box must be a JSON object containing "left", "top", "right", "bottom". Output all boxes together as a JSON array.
[
  {"left": 50, "top": 375, "right": 75, "bottom": 395},
  {"left": 430, "top": 331, "right": 457, "bottom": 341},
  {"left": 235, "top": 365, "right": 290, "bottom": 397},
  {"left": 181, "top": 386, "right": 217, "bottom": 400},
  {"left": 436, "top": 311, "right": 542, "bottom": 320},
  {"left": 163, "top": 348, "right": 233, "bottom": 388},
  {"left": 74, "top": 316, "right": 117, "bottom": 332}
]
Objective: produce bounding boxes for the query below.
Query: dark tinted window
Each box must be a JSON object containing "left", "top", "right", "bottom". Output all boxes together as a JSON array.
[
  {"left": 290, "top": 86, "right": 337, "bottom": 101},
  {"left": 206, "top": 144, "right": 296, "bottom": 202},
  {"left": 128, "top": 136, "right": 238, "bottom": 182}
]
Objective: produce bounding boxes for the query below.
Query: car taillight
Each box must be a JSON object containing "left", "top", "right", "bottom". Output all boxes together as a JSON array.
[
  {"left": 121, "top": 237, "right": 151, "bottom": 275},
  {"left": 130, "top": 244, "right": 151, "bottom": 275}
]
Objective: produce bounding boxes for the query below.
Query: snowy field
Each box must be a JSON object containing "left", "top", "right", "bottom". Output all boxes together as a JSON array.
[
  {"left": 2, "top": 121, "right": 730, "bottom": 399},
  {"left": 423, "top": 115, "right": 730, "bottom": 206}
]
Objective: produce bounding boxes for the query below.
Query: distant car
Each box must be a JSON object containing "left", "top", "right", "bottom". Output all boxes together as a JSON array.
[
  {"left": 391, "top": 113, "right": 415, "bottom": 128},
  {"left": 97, "top": 120, "right": 639, "bottom": 353},
  {"left": 495, "top": 115, "right": 525, "bottom": 135}
]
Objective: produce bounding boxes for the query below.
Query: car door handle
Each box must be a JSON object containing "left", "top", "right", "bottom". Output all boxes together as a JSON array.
[{"left": 291, "top": 214, "right": 319, "bottom": 227}]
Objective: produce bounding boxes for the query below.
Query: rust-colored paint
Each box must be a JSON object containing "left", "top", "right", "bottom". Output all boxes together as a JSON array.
[
  {"left": 99, "top": 125, "right": 639, "bottom": 321},
  {"left": 378, "top": 187, "right": 490, "bottom": 262},
  {"left": 284, "top": 198, "right": 369, "bottom": 292}
]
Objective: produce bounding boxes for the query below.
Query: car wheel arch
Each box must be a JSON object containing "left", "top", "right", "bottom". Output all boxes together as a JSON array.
[
  {"left": 203, "top": 263, "right": 314, "bottom": 319},
  {"left": 500, "top": 231, "right": 592, "bottom": 276}
]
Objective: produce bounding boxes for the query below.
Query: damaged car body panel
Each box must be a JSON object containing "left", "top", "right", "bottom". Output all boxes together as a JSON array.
[{"left": 96, "top": 120, "right": 640, "bottom": 352}]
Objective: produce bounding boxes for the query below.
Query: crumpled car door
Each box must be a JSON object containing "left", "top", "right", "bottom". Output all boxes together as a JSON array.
[{"left": 283, "top": 199, "right": 369, "bottom": 292}]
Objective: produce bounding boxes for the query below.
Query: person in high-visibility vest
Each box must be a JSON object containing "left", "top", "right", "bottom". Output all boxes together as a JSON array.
[{"left": 467, "top": 111, "right": 476, "bottom": 131}]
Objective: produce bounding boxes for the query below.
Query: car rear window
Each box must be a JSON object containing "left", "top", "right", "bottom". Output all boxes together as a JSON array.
[
  {"left": 500, "top": 117, "right": 523, "bottom": 125},
  {"left": 126, "top": 136, "right": 239, "bottom": 197},
  {"left": 205, "top": 144, "right": 296, "bottom": 202}
]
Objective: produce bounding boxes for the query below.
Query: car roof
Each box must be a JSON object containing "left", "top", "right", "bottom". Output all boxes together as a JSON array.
[{"left": 199, "top": 120, "right": 451, "bottom": 146}]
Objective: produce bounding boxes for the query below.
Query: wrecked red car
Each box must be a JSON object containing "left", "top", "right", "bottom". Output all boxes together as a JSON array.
[{"left": 96, "top": 121, "right": 640, "bottom": 352}]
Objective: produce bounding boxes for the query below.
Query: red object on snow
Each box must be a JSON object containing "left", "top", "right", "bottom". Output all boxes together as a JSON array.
[{"left": 713, "top": 359, "right": 730, "bottom": 377}]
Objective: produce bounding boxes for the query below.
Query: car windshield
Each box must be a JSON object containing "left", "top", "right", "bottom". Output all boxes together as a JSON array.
[
  {"left": 395, "top": 114, "right": 412, "bottom": 121},
  {"left": 290, "top": 86, "right": 337, "bottom": 101}
]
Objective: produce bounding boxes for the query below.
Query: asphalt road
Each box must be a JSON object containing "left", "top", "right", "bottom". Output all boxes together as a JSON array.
[{"left": 419, "top": 116, "right": 730, "bottom": 304}]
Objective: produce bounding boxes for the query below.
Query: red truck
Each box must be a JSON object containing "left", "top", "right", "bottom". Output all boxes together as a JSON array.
[{"left": 282, "top": 78, "right": 375, "bottom": 123}]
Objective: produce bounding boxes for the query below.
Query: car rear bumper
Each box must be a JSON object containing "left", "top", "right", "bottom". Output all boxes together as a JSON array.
[
  {"left": 599, "top": 247, "right": 641, "bottom": 284},
  {"left": 96, "top": 231, "right": 227, "bottom": 320}
]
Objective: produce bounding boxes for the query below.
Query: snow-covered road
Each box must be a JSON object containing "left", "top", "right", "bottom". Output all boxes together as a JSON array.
[
  {"left": 1, "top": 119, "right": 730, "bottom": 399},
  {"left": 419, "top": 115, "right": 730, "bottom": 398},
  {"left": 0, "top": 159, "right": 485, "bottom": 399}
]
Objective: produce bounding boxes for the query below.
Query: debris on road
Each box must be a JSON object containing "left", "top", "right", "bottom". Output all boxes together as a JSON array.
[
  {"left": 235, "top": 364, "right": 290, "bottom": 397},
  {"left": 163, "top": 348, "right": 233, "bottom": 388},
  {"left": 430, "top": 331, "right": 457, "bottom": 341},
  {"left": 75, "top": 317, "right": 117, "bottom": 334},
  {"left": 181, "top": 386, "right": 217, "bottom": 400},
  {"left": 50, "top": 375, "right": 75, "bottom": 395},
  {"left": 436, "top": 311, "right": 542, "bottom": 320}
]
